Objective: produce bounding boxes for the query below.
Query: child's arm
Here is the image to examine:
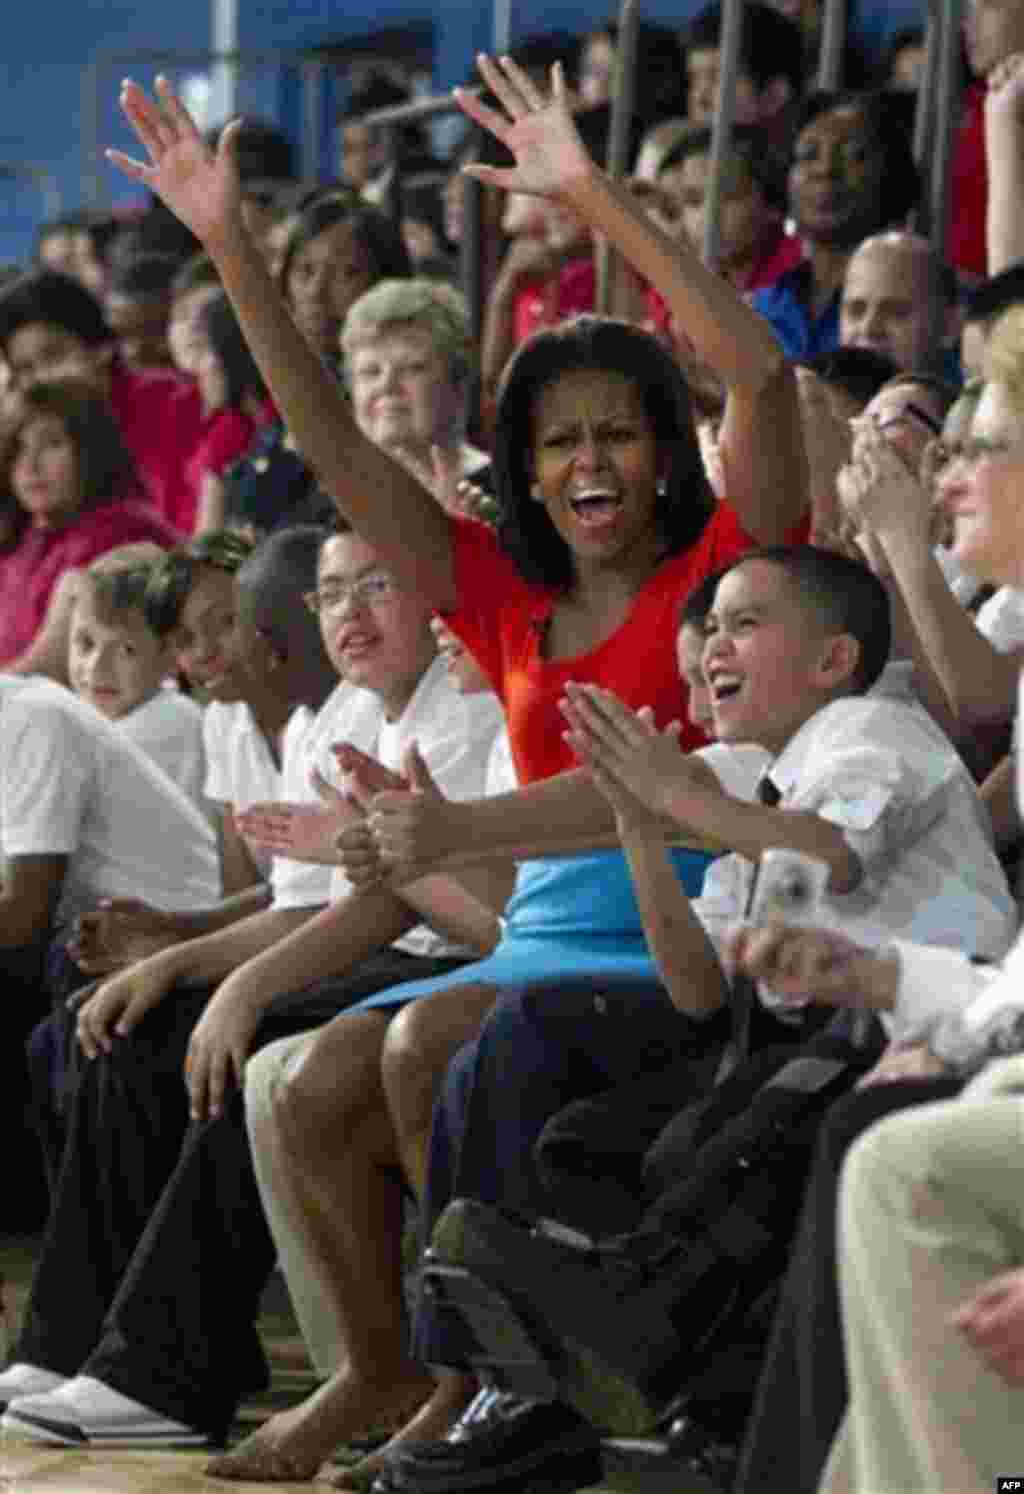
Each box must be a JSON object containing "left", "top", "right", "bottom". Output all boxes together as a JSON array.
[{"left": 562, "top": 683, "right": 861, "bottom": 894}]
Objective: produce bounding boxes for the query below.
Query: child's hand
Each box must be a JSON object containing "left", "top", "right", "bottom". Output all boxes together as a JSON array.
[
  {"left": 559, "top": 682, "right": 701, "bottom": 820},
  {"left": 236, "top": 771, "right": 363, "bottom": 865},
  {"left": 728, "top": 922, "right": 897, "bottom": 1010}
]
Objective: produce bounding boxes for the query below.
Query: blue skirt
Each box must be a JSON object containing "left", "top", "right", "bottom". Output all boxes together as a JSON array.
[{"left": 346, "top": 846, "right": 716, "bottom": 1015}]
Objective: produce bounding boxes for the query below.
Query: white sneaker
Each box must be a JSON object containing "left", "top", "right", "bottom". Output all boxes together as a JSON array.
[
  {"left": 0, "top": 1364, "right": 67, "bottom": 1408},
  {"left": 1, "top": 1374, "right": 209, "bottom": 1446}
]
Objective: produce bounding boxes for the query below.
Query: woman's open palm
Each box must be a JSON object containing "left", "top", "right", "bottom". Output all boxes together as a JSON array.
[
  {"left": 455, "top": 55, "right": 592, "bottom": 200},
  {"left": 107, "top": 76, "right": 243, "bottom": 245}
]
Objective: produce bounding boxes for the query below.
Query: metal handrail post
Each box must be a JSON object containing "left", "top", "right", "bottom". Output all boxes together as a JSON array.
[
  {"left": 595, "top": 0, "right": 639, "bottom": 313},
  {"left": 702, "top": 0, "right": 743, "bottom": 267},
  {"left": 816, "top": 0, "right": 846, "bottom": 91},
  {"left": 928, "top": 0, "right": 964, "bottom": 265}
]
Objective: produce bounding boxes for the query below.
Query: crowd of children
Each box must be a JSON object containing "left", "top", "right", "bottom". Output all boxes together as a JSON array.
[{"left": 0, "top": 6, "right": 1021, "bottom": 1493}]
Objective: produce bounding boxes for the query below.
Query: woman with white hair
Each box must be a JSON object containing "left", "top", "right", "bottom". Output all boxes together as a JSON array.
[{"left": 341, "top": 276, "right": 491, "bottom": 513}]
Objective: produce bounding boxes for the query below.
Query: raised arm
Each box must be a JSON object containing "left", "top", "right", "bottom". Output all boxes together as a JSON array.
[
  {"left": 456, "top": 56, "right": 807, "bottom": 542},
  {"left": 108, "top": 80, "right": 456, "bottom": 610},
  {"left": 985, "top": 53, "right": 1024, "bottom": 275}
]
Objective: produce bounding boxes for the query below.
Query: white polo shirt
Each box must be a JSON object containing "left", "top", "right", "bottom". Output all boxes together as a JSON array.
[
  {"left": 307, "top": 657, "right": 503, "bottom": 958},
  {"left": 116, "top": 688, "right": 207, "bottom": 812},
  {"left": 203, "top": 700, "right": 285, "bottom": 877},
  {"left": 691, "top": 693, "right": 1018, "bottom": 1027},
  {"left": 0, "top": 675, "right": 220, "bottom": 933}
]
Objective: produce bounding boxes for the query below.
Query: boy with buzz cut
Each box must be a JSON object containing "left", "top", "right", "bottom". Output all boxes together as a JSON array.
[
  {"left": 67, "top": 546, "right": 205, "bottom": 808},
  {"left": 394, "top": 545, "right": 1018, "bottom": 1491}
]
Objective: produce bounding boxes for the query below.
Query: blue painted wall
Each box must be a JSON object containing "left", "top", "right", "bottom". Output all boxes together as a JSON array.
[{"left": 0, "top": 0, "right": 926, "bottom": 269}]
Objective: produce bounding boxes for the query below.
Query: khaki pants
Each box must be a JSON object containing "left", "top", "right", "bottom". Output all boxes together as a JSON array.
[
  {"left": 821, "top": 1057, "right": 1024, "bottom": 1494},
  {"left": 245, "top": 1032, "right": 343, "bottom": 1376}
]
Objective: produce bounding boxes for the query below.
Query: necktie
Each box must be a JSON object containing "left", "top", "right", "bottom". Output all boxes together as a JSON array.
[{"left": 715, "top": 774, "right": 782, "bottom": 1080}]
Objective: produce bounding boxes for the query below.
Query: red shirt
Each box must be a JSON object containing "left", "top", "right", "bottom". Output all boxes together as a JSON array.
[
  {"left": 108, "top": 363, "right": 206, "bottom": 534},
  {"left": 948, "top": 82, "right": 987, "bottom": 278},
  {"left": 0, "top": 499, "right": 178, "bottom": 665},
  {"left": 645, "top": 228, "right": 804, "bottom": 335},
  {"left": 512, "top": 257, "right": 597, "bottom": 346},
  {"left": 182, "top": 397, "right": 278, "bottom": 532},
  {"left": 442, "top": 500, "right": 793, "bottom": 786}
]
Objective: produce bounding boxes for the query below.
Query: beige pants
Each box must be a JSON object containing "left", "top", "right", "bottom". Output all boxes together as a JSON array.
[
  {"left": 821, "top": 1057, "right": 1024, "bottom": 1494},
  {"left": 245, "top": 1032, "right": 343, "bottom": 1376}
]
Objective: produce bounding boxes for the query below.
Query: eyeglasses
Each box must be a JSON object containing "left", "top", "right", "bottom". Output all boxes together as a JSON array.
[{"left": 303, "top": 571, "right": 399, "bottom": 615}]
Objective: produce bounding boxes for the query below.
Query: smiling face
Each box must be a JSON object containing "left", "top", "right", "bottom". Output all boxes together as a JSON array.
[
  {"left": 167, "top": 284, "right": 221, "bottom": 376},
  {"left": 529, "top": 367, "right": 664, "bottom": 574},
  {"left": 10, "top": 411, "right": 82, "bottom": 526},
  {"left": 430, "top": 615, "right": 490, "bottom": 694},
  {"left": 167, "top": 564, "right": 246, "bottom": 700},
  {"left": 947, "top": 380, "right": 1024, "bottom": 587},
  {"left": 349, "top": 325, "right": 460, "bottom": 461},
  {"left": 315, "top": 532, "right": 437, "bottom": 719},
  {"left": 789, "top": 105, "right": 886, "bottom": 249},
  {"left": 286, "top": 221, "right": 375, "bottom": 358},
  {"left": 68, "top": 588, "right": 170, "bottom": 720},
  {"left": 703, "top": 559, "right": 852, "bottom": 752}
]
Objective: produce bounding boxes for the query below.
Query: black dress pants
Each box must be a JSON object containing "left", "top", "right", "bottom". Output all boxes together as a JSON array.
[{"left": 14, "top": 949, "right": 467, "bottom": 1441}]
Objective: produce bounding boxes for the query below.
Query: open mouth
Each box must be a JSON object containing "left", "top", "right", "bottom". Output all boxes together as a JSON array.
[
  {"left": 569, "top": 491, "right": 623, "bottom": 528},
  {"left": 710, "top": 673, "right": 743, "bottom": 702}
]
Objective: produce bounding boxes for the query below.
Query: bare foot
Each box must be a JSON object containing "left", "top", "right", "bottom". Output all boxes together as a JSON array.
[
  {"left": 206, "top": 1364, "right": 435, "bottom": 1483},
  {"left": 326, "top": 1373, "right": 477, "bottom": 1489}
]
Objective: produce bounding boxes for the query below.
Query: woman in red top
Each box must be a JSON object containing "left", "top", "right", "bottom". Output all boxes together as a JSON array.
[
  {"left": 0, "top": 379, "right": 178, "bottom": 667},
  {"left": 99, "top": 58, "right": 813, "bottom": 1479}
]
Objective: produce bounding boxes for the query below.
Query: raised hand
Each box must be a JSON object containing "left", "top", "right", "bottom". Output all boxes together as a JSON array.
[
  {"left": 107, "top": 76, "right": 244, "bottom": 248},
  {"left": 986, "top": 51, "right": 1024, "bottom": 125},
  {"left": 365, "top": 743, "right": 459, "bottom": 881},
  {"left": 840, "top": 424, "right": 932, "bottom": 551},
  {"left": 454, "top": 55, "right": 593, "bottom": 200}
]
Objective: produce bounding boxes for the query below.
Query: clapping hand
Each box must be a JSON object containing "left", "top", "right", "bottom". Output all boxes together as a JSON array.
[
  {"left": 560, "top": 682, "right": 714, "bottom": 825},
  {"left": 728, "top": 923, "right": 897, "bottom": 1011},
  {"left": 236, "top": 769, "right": 364, "bottom": 865}
]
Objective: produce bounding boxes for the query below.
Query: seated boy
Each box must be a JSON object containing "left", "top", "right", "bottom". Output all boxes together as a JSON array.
[
  {"left": 0, "top": 523, "right": 506, "bottom": 1450},
  {"left": 383, "top": 545, "right": 1015, "bottom": 1489},
  {"left": 0, "top": 670, "right": 220, "bottom": 1227},
  {"left": 67, "top": 546, "right": 205, "bottom": 807}
]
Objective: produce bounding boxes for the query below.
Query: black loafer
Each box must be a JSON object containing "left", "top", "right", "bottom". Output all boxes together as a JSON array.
[{"left": 386, "top": 1391, "right": 601, "bottom": 1493}]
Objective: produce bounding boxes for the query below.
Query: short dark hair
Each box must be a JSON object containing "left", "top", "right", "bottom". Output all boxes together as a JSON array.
[
  {"left": 964, "top": 262, "right": 1024, "bottom": 327},
  {"left": 278, "top": 190, "right": 411, "bottom": 299},
  {"left": 200, "top": 292, "right": 267, "bottom": 408},
  {"left": 84, "top": 563, "right": 157, "bottom": 621},
  {"left": 143, "top": 529, "right": 254, "bottom": 636},
  {"left": 206, "top": 116, "right": 295, "bottom": 183},
  {"left": 0, "top": 378, "right": 138, "bottom": 513},
  {"left": 720, "top": 545, "right": 892, "bottom": 693},
  {"left": 0, "top": 268, "right": 110, "bottom": 352},
  {"left": 687, "top": 1, "right": 806, "bottom": 98},
  {"left": 106, "top": 252, "right": 180, "bottom": 302},
  {"left": 801, "top": 346, "right": 899, "bottom": 406},
  {"left": 237, "top": 524, "right": 330, "bottom": 653},
  {"left": 679, "top": 568, "right": 725, "bottom": 633},
  {"left": 491, "top": 315, "right": 714, "bottom": 589},
  {"left": 793, "top": 90, "right": 920, "bottom": 231},
  {"left": 659, "top": 123, "right": 788, "bottom": 214}
]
